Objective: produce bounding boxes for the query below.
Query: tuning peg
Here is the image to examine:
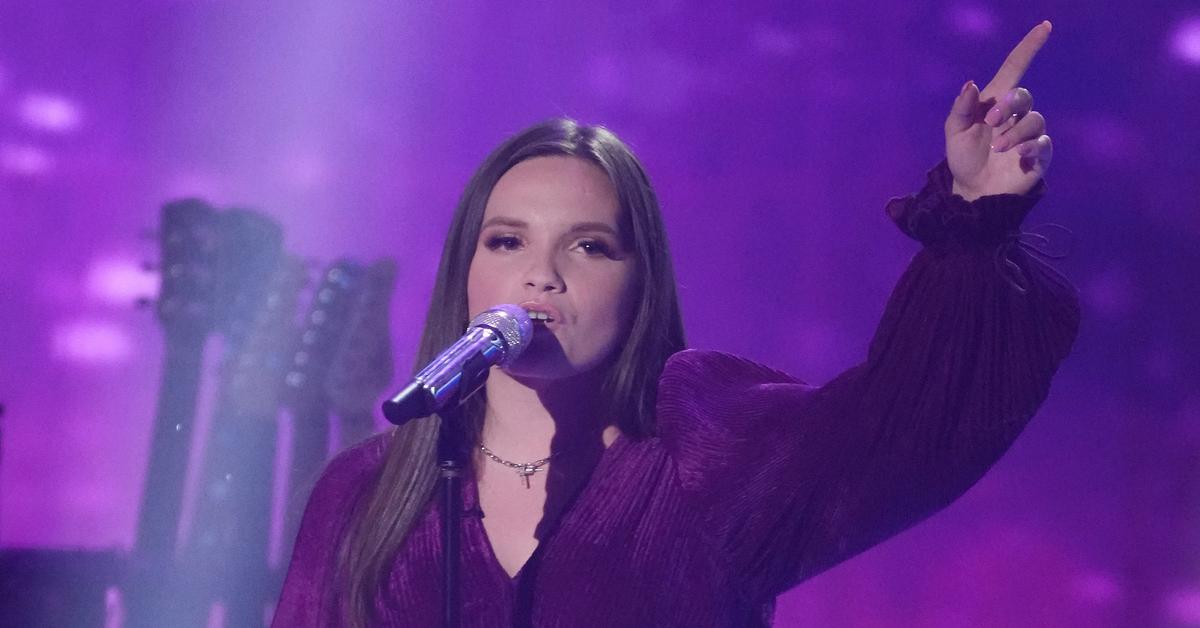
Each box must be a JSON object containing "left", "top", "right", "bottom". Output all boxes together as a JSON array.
[
  {"left": 135, "top": 296, "right": 156, "bottom": 309},
  {"left": 141, "top": 260, "right": 160, "bottom": 272},
  {"left": 286, "top": 371, "right": 306, "bottom": 387}
]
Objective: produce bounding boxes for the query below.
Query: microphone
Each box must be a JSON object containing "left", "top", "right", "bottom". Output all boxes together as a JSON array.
[{"left": 382, "top": 304, "right": 532, "bottom": 425}]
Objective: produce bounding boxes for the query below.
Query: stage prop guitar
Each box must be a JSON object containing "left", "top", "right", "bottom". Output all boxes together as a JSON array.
[
  {"left": 128, "top": 207, "right": 286, "bottom": 628},
  {"left": 126, "top": 200, "right": 221, "bottom": 628},
  {"left": 180, "top": 226, "right": 302, "bottom": 627},
  {"left": 126, "top": 202, "right": 396, "bottom": 626},
  {"left": 323, "top": 259, "right": 396, "bottom": 452},
  {"left": 275, "top": 259, "right": 396, "bottom": 576},
  {"left": 133, "top": 199, "right": 219, "bottom": 562}
]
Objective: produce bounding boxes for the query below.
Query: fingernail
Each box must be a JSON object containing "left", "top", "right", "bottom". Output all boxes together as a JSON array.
[
  {"left": 985, "top": 107, "right": 1002, "bottom": 126},
  {"left": 992, "top": 138, "right": 1008, "bottom": 152},
  {"left": 960, "top": 80, "right": 974, "bottom": 96}
]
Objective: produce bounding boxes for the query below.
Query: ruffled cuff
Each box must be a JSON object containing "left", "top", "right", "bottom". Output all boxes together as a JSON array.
[{"left": 885, "top": 160, "right": 1046, "bottom": 252}]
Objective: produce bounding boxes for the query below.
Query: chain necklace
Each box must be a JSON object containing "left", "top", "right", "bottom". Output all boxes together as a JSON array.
[{"left": 478, "top": 444, "right": 556, "bottom": 489}]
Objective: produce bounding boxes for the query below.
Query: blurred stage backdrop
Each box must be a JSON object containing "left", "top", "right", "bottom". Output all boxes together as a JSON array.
[{"left": 2, "top": 1, "right": 1198, "bottom": 626}]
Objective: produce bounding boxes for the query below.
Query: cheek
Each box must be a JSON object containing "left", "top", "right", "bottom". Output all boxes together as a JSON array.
[
  {"left": 466, "top": 257, "right": 498, "bottom": 315},
  {"left": 581, "top": 265, "right": 639, "bottom": 347}
]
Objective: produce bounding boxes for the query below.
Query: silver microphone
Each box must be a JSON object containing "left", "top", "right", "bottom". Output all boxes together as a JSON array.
[{"left": 382, "top": 304, "right": 532, "bottom": 425}]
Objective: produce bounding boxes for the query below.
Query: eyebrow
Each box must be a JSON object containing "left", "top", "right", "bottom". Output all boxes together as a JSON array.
[
  {"left": 480, "top": 217, "right": 527, "bottom": 230},
  {"left": 480, "top": 217, "right": 620, "bottom": 237}
]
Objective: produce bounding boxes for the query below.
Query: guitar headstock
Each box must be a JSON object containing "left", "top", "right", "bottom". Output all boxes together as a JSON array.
[
  {"left": 324, "top": 259, "right": 397, "bottom": 423},
  {"left": 211, "top": 209, "right": 284, "bottom": 349},
  {"left": 282, "top": 260, "right": 365, "bottom": 412},
  {"left": 220, "top": 256, "right": 309, "bottom": 421},
  {"left": 156, "top": 199, "right": 219, "bottom": 339}
]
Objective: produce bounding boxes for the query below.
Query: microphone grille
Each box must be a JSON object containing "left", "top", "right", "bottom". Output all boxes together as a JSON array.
[{"left": 468, "top": 304, "right": 533, "bottom": 366}]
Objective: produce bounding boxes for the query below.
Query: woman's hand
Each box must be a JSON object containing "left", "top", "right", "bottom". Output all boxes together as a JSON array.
[{"left": 945, "top": 21, "right": 1054, "bottom": 201}]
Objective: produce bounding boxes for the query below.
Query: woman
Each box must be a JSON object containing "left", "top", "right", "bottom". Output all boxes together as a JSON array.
[{"left": 274, "top": 22, "right": 1078, "bottom": 627}]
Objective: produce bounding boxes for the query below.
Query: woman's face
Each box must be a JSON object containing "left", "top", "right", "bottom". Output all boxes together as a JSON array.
[{"left": 467, "top": 155, "right": 638, "bottom": 383}]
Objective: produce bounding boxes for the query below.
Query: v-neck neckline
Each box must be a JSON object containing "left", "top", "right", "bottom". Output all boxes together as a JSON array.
[{"left": 466, "top": 432, "right": 629, "bottom": 585}]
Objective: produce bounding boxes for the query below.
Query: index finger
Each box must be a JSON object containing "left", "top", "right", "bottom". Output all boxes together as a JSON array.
[{"left": 980, "top": 21, "right": 1052, "bottom": 99}]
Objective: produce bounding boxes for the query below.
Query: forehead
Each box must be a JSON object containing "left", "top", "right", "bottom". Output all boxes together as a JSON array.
[{"left": 483, "top": 155, "right": 620, "bottom": 226}]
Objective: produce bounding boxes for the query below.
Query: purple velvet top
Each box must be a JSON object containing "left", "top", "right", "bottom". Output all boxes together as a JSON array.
[{"left": 272, "top": 161, "right": 1081, "bottom": 627}]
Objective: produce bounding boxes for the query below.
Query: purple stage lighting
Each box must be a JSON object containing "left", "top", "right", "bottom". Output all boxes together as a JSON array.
[
  {"left": 0, "top": 142, "right": 52, "bottom": 176},
  {"left": 85, "top": 258, "right": 159, "bottom": 306},
  {"left": 1170, "top": 16, "right": 1200, "bottom": 65},
  {"left": 51, "top": 319, "right": 133, "bottom": 365},
  {"left": 18, "top": 92, "right": 83, "bottom": 134}
]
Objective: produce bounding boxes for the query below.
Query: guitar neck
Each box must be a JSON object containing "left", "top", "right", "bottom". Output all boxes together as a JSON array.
[
  {"left": 276, "top": 395, "right": 331, "bottom": 577},
  {"left": 179, "top": 397, "right": 280, "bottom": 627},
  {"left": 134, "top": 331, "right": 207, "bottom": 561},
  {"left": 179, "top": 253, "right": 303, "bottom": 624},
  {"left": 186, "top": 399, "right": 279, "bottom": 564}
]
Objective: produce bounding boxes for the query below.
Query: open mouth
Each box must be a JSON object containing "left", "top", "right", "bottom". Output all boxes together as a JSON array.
[
  {"left": 520, "top": 301, "right": 560, "bottom": 325},
  {"left": 525, "top": 310, "right": 555, "bottom": 323}
]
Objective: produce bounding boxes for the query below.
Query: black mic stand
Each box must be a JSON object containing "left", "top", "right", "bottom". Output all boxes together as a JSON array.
[
  {"left": 437, "top": 412, "right": 466, "bottom": 628},
  {"left": 434, "top": 352, "right": 489, "bottom": 628}
]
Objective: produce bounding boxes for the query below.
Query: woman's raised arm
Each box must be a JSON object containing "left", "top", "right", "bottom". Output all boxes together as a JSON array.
[{"left": 656, "top": 22, "right": 1079, "bottom": 602}]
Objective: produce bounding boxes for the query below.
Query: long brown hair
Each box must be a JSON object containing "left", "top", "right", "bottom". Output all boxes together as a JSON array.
[{"left": 336, "top": 118, "right": 686, "bottom": 626}]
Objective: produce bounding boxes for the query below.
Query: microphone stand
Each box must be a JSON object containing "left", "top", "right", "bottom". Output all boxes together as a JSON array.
[
  {"left": 437, "top": 415, "right": 464, "bottom": 628},
  {"left": 435, "top": 352, "right": 488, "bottom": 628}
]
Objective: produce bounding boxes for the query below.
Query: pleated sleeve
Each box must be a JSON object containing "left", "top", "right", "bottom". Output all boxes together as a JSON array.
[
  {"left": 656, "top": 160, "right": 1080, "bottom": 601},
  {"left": 272, "top": 434, "right": 388, "bottom": 627}
]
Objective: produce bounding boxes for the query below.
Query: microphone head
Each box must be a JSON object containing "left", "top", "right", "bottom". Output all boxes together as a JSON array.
[{"left": 468, "top": 304, "right": 532, "bottom": 366}]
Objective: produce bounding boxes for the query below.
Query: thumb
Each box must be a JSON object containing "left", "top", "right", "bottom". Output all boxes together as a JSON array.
[{"left": 945, "top": 80, "right": 980, "bottom": 136}]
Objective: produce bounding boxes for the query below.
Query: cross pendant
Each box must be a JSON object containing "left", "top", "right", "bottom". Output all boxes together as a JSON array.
[{"left": 518, "top": 465, "right": 537, "bottom": 489}]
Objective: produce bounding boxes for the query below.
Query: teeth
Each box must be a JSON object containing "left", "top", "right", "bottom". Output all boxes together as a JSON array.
[{"left": 524, "top": 309, "right": 553, "bottom": 322}]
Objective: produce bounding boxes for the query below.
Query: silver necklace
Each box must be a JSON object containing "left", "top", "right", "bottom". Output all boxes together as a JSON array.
[{"left": 478, "top": 444, "right": 555, "bottom": 489}]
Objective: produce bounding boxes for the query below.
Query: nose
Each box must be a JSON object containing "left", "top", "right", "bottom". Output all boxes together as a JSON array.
[{"left": 523, "top": 252, "right": 564, "bottom": 293}]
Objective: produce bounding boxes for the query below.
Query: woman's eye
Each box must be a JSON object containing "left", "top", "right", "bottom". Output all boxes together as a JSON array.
[
  {"left": 484, "top": 235, "right": 522, "bottom": 251},
  {"left": 577, "top": 239, "right": 615, "bottom": 257}
]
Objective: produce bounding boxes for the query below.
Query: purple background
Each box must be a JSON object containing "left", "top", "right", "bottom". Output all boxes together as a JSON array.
[{"left": 2, "top": 2, "right": 1199, "bottom": 626}]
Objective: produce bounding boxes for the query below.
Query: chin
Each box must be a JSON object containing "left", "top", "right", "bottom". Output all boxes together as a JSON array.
[
  {"left": 502, "top": 334, "right": 610, "bottom": 386},
  {"left": 502, "top": 353, "right": 584, "bottom": 385}
]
